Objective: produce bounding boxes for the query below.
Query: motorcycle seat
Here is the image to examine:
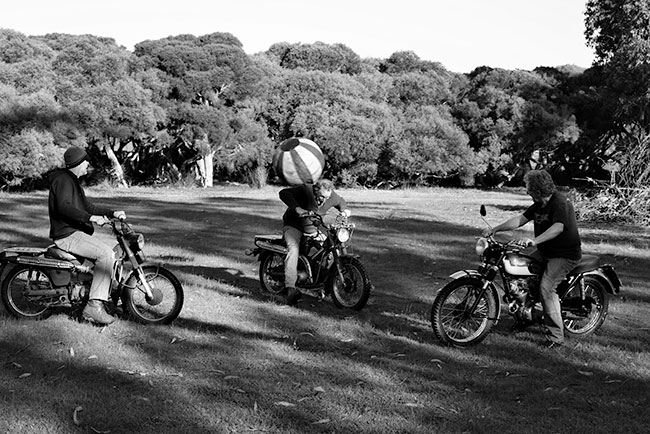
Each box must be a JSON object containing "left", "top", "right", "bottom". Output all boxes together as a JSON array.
[
  {"left": 255, "top": 234, "right": 283, "bottom": 243},
  {"left": 46, "top": 245, "right": 83, "bottom": 264},
  {"left": 569, "top": 254, "right": 599, "bottom": 275}
]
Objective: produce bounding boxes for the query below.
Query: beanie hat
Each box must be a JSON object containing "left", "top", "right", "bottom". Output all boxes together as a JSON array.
[{"left": 64, "top": 147, "right": 88, "bottom": 168}]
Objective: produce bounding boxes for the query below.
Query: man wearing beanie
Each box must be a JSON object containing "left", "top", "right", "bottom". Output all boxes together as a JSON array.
[{"left": 48, "top": 146, "right": 126, "bottom": 325}]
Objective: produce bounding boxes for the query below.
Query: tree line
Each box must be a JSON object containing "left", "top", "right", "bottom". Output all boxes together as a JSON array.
[{"left": 0, "top": 0, "right": 647, "bottom": 191}]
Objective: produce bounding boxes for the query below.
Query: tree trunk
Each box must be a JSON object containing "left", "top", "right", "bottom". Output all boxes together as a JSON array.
[
  {"left": 196, "top": 151, "right": 214, "bottom": 188},
  {"left": 104, "top": 141, "right": 129, "bottom": 188}
]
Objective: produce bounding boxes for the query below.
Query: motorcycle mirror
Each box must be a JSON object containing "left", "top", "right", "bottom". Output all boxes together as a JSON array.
[{"left": 480, "top": 205, "right": 486, "bottom": 217}]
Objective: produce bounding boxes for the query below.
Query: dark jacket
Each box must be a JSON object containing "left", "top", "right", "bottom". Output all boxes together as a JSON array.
[
  {"left": 279, "top": 184, "right": 348, "bottom": 231},
  {"left": 48, "top": 169, "right": 114, "bottom": 240}
]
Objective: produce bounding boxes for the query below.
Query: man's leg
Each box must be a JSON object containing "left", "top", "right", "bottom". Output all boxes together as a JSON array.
[
  {"left": 55, "top": 231, "right": 116, "bottom": 324},
  {"left": 539, "top": 257, "right": 579, "bottom": 344},
  {"left": 283, "top": 226, "right": 302, "bottom": 304}
]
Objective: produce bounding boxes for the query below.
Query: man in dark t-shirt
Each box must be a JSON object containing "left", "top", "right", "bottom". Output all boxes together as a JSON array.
[{"left": 486, "top": 170, "right": 581, "bottom": 348}]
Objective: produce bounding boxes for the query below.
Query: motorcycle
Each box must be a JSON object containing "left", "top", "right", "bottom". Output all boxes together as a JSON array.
[
  {"left": 246, "top": 212, "right": 372, "bottom": 310},
  {"left": 430, "top": 205, "right": 621, "bottom": 347},
  {"left": 0, "top": 218, "right": 184, "bottom": 325}
]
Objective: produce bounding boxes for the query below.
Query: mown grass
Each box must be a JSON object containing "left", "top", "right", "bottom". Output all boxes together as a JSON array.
[{"left": 1, "top": 185, "right": 649, "bottom": 434}]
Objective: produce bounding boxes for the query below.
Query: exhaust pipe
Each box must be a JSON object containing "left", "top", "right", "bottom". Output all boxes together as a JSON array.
[{"left": 16, "top": 256, "right": 75, "bottom": 270}]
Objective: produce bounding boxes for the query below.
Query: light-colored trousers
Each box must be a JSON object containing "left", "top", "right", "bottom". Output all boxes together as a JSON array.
[
  {"left": 54, "top": 231, "right": 115, "bottom": 301},
  {"left": 282, "top": 226, "right": 303, "bottom": 289}
]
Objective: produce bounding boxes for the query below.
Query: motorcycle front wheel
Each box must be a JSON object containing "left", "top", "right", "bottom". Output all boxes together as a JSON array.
[
  {"left": 1, "top": 265, "right": 52, "bottom": 320},
  {"left": 327, "top": 257, "right": 371, "bottom": 310},
  {"left": 259, "top": 251, "right": 286, "bottom": 295},
  {"left": 563, "top": 275, "right": 609, "bottom": 336},
  {"left": 431, "top": 277, "right": 498, "bottom": 347},
  {"left": 122, "top": 265, "right": 184, "bottom": 325}
]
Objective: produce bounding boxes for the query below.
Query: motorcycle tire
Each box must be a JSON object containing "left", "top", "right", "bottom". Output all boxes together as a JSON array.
[
  {"left": 122, "top": 265, "right": 184, "bottom": 325},
  {"left": 563, "top": 275, "right": 609, "bottom": 336},
  {"left": 259, "top": 251, "right": 286, "bottom": 295},
  {"left": 328, "top": 257, "right": 371, "bottom": 310},
  {"left": 430, "top": 276, "right": 498, "bottom": 347},
  {"left": 1, "top": 265, "right": 52, "bottom": 320}
]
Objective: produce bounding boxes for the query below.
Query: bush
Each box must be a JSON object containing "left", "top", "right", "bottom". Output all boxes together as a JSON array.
[{"left": 573, "top": 186, "right": 650, "bottom": 225}]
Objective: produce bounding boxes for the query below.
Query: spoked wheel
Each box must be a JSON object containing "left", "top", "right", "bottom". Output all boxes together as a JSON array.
[
  {"left": 563, "top": 275, "right": 609, "bottom": 336},
  {"left": 328, "top": 257, "right": 371, "bottom": 310},
  {"left": 431, "top": 277, "right": 498, "bottom": 347},
  {"left": 259, "top": 252, "right": 286, "bottom": 295},
  {"left": 1, "top": 265, "right": 53, "bottom": 320},
  {"left": 122, "top": 265, "right": 184, "bottom": 325}
]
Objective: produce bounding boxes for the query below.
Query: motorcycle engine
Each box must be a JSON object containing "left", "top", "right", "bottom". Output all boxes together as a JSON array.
[
  {"left": 506, "top": 277, "right": 543, "bottom": 323},
  {"left": 507, "top": 278, "right": 534, "bottom": 303},
  {"left": 69, "top": 282, "right": 89, "bottom": 303}
]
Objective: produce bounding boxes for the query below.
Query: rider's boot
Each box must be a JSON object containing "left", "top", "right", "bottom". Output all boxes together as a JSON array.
[
  {"left": 83, "top": 299, "right": 116, "bottom": 325},
  {"left": 286, "top": 287, "right": 301, "bottom": 306}
]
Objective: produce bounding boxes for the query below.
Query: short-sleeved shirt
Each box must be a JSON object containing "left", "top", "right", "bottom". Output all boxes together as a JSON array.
[{"left": 523, "top": 191, "right": 581, "bottom": 260}]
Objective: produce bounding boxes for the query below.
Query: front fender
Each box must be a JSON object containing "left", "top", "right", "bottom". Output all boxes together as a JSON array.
[
  {"left": 446, "top": 270, "right": 502, "bottom": 322},
  {"left": 450, "top": 269, "right": 482, "bottom": 280}
]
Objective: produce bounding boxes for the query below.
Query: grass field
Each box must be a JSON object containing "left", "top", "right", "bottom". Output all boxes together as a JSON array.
[{"left": 1, "top": 185, "right": 650, "bottom": 434}]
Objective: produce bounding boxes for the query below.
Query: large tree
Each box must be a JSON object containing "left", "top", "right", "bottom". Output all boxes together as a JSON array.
[{"left": 585, "top": 0, "right": 650, "bottom": 187}]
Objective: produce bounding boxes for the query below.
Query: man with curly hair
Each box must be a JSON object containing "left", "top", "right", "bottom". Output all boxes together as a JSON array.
[{"left": 486, "top": 169, "right": 582, "bottom": 348}]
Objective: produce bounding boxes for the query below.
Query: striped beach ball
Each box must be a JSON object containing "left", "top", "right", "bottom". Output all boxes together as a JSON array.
[{"left": 272, "top": 137, "right": 324, "bottom": 185}]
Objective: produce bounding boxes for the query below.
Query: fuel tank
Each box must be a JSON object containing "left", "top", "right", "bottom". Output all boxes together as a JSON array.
[{"left": 503, "top": 253, "right": 542, "bottom": 276}]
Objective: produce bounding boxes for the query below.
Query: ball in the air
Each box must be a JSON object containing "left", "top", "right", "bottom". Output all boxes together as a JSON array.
[{"left": 272, "top": 137, "right": 324, "bottom": 185}]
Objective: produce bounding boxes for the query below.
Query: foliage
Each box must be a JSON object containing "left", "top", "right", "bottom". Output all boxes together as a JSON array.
[{"left": 0, "top": 22, "right": 649, "bottom": 193}]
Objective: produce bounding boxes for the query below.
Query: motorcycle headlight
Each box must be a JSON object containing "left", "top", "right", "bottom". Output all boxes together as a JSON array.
[
  {"left": 337, "top": 227, "right": 351, "bottom": 243},
  {"left": 128, "top": 233, "right": 145, "bottom": 250},
  {"left": 475, "top": 238, "right": 488, "bottom": 256}
]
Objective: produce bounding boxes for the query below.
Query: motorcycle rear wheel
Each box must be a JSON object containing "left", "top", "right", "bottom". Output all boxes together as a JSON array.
[
  {"left": 328, "top": 257, "right": 371, "bottom": 310},
  {"left": 431, "top": 277, "right": 498, "bottom": 347},
  {"left": 1, "top": 265, "right": 52, "bottom": 320},
  {"left": 563, "top": 275, "right": 609, "bottom": 336},
  {"left": 122, "top": 265, "right": 184, "bottom": 325},
  {"left": 259, "top": 251, "right": 286, "bottom": 295}
]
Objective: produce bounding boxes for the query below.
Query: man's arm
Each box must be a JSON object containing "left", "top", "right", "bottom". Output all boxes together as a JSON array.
[
  {"left": 530, "top": 222, "right": 564, "bottom": 246},
  {"left": 491, "top": 214, "right": 529, "bottom": 234},
  {"left": 331, "top": 192, "right": 350, "bottom": 216},
  {"left": 279, "top": 186, "right": 308, "bottom": 216}
]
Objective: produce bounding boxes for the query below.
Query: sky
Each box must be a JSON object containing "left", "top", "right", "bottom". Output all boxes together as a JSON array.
[{"left": 2, "top": 0, "right": 595, "bottom": 73}]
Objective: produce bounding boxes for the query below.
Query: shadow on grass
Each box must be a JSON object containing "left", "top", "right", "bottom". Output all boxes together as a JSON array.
[{"left": 2, "top": 189, "right": 650, "bottom": 433}]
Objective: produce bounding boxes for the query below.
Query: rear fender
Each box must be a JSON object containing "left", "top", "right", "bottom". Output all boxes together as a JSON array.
[{"left": 584, "top": 266, "right": 621, "bottom": 294}]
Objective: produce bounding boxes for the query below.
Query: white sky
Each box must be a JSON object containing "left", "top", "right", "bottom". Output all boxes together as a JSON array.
[{"left": 2, "top": 0, "right": 594, "bottom": 73}]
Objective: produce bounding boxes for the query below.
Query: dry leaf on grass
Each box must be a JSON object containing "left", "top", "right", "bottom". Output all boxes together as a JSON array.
[
  {"left": 578, "top": 370, "right": 594, "bottom": 377},
  {"left": 18, "top": 373, "right": 31, "bottom": 379},
  {"left": 274, "top": 401, "right": 296, "bottom": 407},
  {"left": 312, "top": 419, "right": 330, "bottom": 424},
  {"left": 72, "top": 406, "right": 83, "bottom": 426},
  {"left": 90, "top": 427, "right": 111, "bottom": 434}
]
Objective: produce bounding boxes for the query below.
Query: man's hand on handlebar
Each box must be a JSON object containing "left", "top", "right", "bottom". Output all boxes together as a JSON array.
[
  {"left": 113, "top": 210, "right": 126, "bottom": 220},
  {"left": 90, "top": 215, "right": 110, "bottom": 226},
  {"left": 513, "top": 238, "right": 535, "bottom": 248}
]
